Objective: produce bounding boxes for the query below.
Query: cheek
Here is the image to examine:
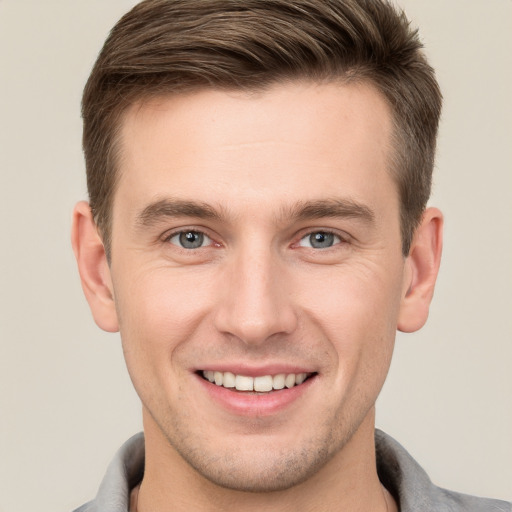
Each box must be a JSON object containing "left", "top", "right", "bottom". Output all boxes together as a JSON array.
[
  {"left": 113, "top": 265, "right": 216, "bottom": 384},
  {"left": 297, "top": 262, "right": 402, "bottom": 377},
  {"left": 300, "top": 260, "right": 402, "bottom": 329},
  {"left": 116, "top": 263, "right": 214, "bottom": 334}
]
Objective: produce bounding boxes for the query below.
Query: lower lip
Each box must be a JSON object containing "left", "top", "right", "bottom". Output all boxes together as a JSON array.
[{"left": 195, "top": 374, "right": 316, "bottom": 417}]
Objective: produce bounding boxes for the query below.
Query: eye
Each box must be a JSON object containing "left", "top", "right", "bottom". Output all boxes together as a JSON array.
[
  {"left": 168, "top": 230, "right": 212, "bottom": 249},
  {"left": 298, "top": 231, "right": 342, "bottom": 249}
]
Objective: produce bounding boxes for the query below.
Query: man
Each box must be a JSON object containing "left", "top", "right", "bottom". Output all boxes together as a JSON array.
[{"left": 71, "top": 1, "right": 511, "bottom": 511}]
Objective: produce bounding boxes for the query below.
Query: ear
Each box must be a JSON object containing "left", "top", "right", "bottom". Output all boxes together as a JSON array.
[
  {"left": 398, "top": 207, "right": 443, "bottom": 333},
  {"left": 71, "top": 201, "right": 119, "bottom": 332}
]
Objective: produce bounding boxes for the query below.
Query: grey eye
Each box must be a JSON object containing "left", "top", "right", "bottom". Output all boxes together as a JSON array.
[
  {"left": 299, "top": 232, "right": 340, "bottom": 249},
  {"left": 169, "top": 231, "right": 210, "bottom": 249}
]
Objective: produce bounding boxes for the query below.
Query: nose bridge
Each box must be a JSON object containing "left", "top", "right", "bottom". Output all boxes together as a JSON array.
[{"left": 214, "top": 240, "right": 297, "bottom": 344}]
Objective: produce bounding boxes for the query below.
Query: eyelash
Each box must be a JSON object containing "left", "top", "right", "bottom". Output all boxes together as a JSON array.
[
  {"left": 164, "top": 229, "right": 216, "bottom": 250},
  {"left": 163, "top": 228, "right": 347, "bottom": 251},
  {"left": 296, "top": 230, "right": 345, "bottom": 249}
]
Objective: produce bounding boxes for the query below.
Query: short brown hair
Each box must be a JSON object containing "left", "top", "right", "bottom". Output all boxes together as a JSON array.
[{"left": 82, "top": 0, "right": 442, "bottom": 258}]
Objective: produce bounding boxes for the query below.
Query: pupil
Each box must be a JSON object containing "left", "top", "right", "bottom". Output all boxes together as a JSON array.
[
  {"left": 180, "top": 231, "right": 203, "bottom": 249},
  {"left": 311, "top": 232, "right": 334, "bottom": 248}
]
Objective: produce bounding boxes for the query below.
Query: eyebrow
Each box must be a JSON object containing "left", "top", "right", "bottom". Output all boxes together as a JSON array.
[
  {"left": 285, "top": 198, "right": 375, "bottom": 224},
  {"left": 136, "top": 198, "right": 221, "bottom": 227},
  {"left": 135, "top": 197, "right": 375, "bottom": 228}
]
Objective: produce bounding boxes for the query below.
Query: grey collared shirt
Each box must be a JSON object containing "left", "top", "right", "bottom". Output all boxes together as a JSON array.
[{"left": 73, "top": 430, "right": 511, "bottom": 512}]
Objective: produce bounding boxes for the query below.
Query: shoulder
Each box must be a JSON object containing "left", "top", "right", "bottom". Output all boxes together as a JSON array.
[
  {"left": 71, "top": 433, "right": 145, "bottom": 512},
  {"left": 432, "top": 488, "right": 512, "bottom": 512},
  {"left": 72, "top": 504, "right": 93, "bottom": 512},
  {"left": 375, "top": 430, "right": 511, "bottom": 512}
]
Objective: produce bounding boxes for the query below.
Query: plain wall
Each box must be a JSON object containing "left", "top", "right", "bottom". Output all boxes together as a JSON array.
[{"left": 0, "top": 1, "right": 510, "bottom": 511}]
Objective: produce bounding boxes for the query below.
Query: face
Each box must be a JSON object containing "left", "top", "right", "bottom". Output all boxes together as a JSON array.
[{"left": 108, "top": 82, "right": 409, "bottom": 491}]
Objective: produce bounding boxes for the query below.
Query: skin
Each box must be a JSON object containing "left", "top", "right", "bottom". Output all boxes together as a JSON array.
[{"left": 72, "top": 81, "right": 443, "bottom": 512}]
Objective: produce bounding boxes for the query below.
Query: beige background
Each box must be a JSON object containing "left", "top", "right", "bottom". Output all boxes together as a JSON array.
[{"left": 0, "top": 1, "right": 511, "bottom": 511}]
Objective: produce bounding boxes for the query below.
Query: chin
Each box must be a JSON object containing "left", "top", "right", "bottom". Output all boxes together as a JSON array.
[
  {"left": 185, "top": 448, "right": 331, "bottom": 493},
  {"left": 165, "top": 424, "right": 348, "bottom": 493}
]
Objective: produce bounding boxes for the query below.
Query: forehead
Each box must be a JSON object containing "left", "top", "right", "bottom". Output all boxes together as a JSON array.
[{"left": 114, "top": 81, "right": 396, "bottom": 220}]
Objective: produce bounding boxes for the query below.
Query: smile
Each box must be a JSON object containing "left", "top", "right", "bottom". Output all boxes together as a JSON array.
[{"left": 201, "top": 370, "right": 313, "bottom": 392}]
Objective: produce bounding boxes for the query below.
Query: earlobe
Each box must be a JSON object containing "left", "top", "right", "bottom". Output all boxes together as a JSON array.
[
  {"left": 71, "top": 201, "right": 119, "bottom": 333},
  {"left": 397, "top": 207, "right": 443, "bottom": 333}
]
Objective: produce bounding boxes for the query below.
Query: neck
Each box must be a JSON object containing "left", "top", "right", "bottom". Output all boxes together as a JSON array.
[{"left": 136, "top": 408, "right": 396, "bottom": 512}]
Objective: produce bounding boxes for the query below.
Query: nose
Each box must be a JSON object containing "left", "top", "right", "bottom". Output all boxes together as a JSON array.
[{"left": 213, "top": 246, "right": 298, "bottom": 346}]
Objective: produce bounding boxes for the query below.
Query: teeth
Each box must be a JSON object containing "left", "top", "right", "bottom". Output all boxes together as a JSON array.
[
  {"left": 223, "top": 371, "right": 235, "bottom": 388},
  {"left": 254, "top": 375, "right": 273, "bottom": 392},
  {"left": 285, "top": 374, "right": 296, "bottom": 388},
  {"left": 202, "top": 371, "right": 311, "bottom": 392},
  {"left": 295, "top": 373, "right": 307, "bottom": 385},
  {"left": 273, "top": 373, "right": 285, "bottom": 390},
  {"left": 235, "top": 375, "right": 253, "bottom": 391}
]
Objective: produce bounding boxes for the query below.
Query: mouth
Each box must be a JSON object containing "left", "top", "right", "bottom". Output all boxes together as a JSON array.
[{"left": 200, "top": 370, "right": 316, "bottom": 393}]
